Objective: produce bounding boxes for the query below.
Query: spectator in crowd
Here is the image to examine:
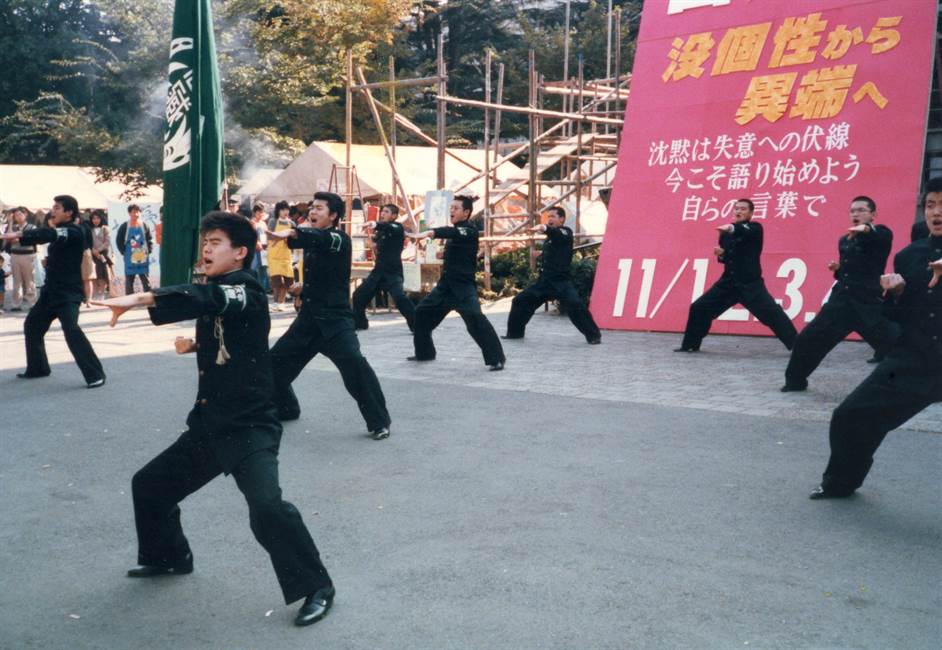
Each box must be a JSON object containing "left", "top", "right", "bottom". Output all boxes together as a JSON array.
[
  {"left": 116, "top": 204, "right": 153, "bottom": 294},
  {"left": 5, "top": 207, "right": 38, "bottom": 311},
  {"left": 267, "top": 201, "right": 294, "bottom": 311},
  {"left": 75, "top": 212, "right": 96, "bottom": 307},
  {"left": 251, "top": 203, "right": 270, "bottom": 293},
  {"left": 0, "top": 248, "right": 7, "bottom": 314},
  {"left": 90, "top": 210, "right": 112, "bottom": 299}
]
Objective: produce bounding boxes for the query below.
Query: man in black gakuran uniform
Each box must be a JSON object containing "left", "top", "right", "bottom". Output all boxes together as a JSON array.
[
  {"left": 267, "top": 191, "right": 391, "bottom": 440},
  {"left": 503, "top": 206, "right": 601, "bottom": 343},
  {"left": 675, "top": 197, "right": 797, "bottom": 352},
  {"left": 809, "top": 178, "right": 942, "bottom": 500},
  {"left": 407, "top": 196, "right": 505, "bottom": 370},
  {"left": 351, "top": 203, "right": 416, "bottom": 331},
  {"left": 93, "top": 212, "right": 334, "bottom": 626},
  {"left": 0, "top": 194, "right": 105, "bottom": 387},
  {"left": 782, "top": 196, "right": 898, "bottom": 392}
]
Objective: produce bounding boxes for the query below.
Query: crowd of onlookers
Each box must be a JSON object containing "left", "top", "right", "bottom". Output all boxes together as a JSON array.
[
  {"left": 0, "top": 204, "right": 165, "bottom": 314},
  {"left": 2, "top": 197, "right": 361, "bottom": 315},
  {"left": 224, "top": 198, "right": 316, "bottom": 312}
]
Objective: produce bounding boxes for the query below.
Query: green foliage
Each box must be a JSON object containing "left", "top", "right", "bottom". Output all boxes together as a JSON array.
[
  {"left": 479, "top": 247, "right": 537, "bottom": 296},
  {"left": 0, "top": 0, "right": 642, "bottom": 191}
]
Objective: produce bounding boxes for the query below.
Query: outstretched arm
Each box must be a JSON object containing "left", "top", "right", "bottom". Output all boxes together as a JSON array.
[{"left": 92, "top": 292, "right": 156, "bottom": 327}]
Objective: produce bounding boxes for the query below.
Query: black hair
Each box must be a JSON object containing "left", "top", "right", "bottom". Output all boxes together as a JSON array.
[
  {"left": 127, "top": 203, "right": 141, "bottom": 214},
  {"left": 274, "top": 200, "right": 290, "bottom": 217},
  {"left": 851, "top": 195, "right": 876, "bottom": 212},
  {"left": 735, "top": 198, "right": 755, "bottom": 212},
  {"left": 924, "top": 177, "right": 942, "bottom": 199},
  {"left": 313, "top": 191, "right": 344, "bottom": 225},
  {"left": 548, "top": 206, "right": 566, "bottom": 220},
  {"left": 54, "top": 194, "right": 79, "bottom": 218},
  {"left": 199, "top": 211, "right": 257, "bottom": 270},
  {"left": 455, "top": 195, "right": 474, "bottom": 214},
  {"left": 382, "top": 203, "right": 400, "bottom": 216},
  {"left": 90, "top": 209, "right": 107, "bottom": 225}
]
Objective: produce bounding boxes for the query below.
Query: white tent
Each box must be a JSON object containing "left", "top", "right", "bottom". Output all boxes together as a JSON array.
[
  {"left": 256, "top": 142, "right": 494, "bottom": 204},
  {"left": 0, "top": 164, "right": 162, "bottom": 211}
]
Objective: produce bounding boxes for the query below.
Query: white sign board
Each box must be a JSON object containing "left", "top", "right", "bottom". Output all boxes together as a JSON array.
[{"left": 423, "top": 190, "right": 453, "bottom": 229}]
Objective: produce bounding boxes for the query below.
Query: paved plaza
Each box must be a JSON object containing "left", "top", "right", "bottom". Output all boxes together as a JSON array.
[{"left": 0, "top": 300, "right": 939, "bottom": 649}]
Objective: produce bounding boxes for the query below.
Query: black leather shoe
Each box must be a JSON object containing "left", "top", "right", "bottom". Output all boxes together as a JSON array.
[
  {"left": 295, "top": 586, "right": 335, "bottom": 626},
  {"left": 370, "top": 427, "right": 390, "bottom": 440},
  {"left": 501, "top": 334, "right": 522, "bottom": 340},
  {"left": 587, "top": 338, "right": 601, "bottom": 345},
  {"left": 673, "top": 347, "right": 698, "bottom": 353},
  {"left": 488, "top": 361, "right": 505, "bottom": 371},
  {"left": 86, "top": 377, "right": 106, "bottom": 389},
  {"left": 780, "top": 381, "right": 808, "bottom": 392},
  {"left": 407, "top": 356, "right": 433, "bottom": 362},
  {"left": 16, "top": 372, "right": 50, "bottom": 379},
  {"left": 127, "top": 562, "right": 193, "bottom": 578}
]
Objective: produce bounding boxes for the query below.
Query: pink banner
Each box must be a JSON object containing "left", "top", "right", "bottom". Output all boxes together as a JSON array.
[{"left": 591, "top": 0, "right": 937, "bottom": 336}]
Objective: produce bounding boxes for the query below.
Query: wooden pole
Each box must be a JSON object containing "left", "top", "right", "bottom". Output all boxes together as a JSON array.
[
  {"left": 436, "top": 95, "right": 623, "bottom": 126},
  {"left": 483, "top": 49, "right": 492, "bottom": 291},
  {"left": 436, "top": 33, "right": 446, "bottom": 190},
  {"left": 345, "top": 49, "right": 353, "bottom": 235},
  {"left": 350, "top": 75, "right": 445, "bottom": 91},
  {"left": 493, "top": 63, "right": 505, "bottom": 167},
  {"left": 614, "top": 7, "right": 623, "bottom": 151},
  {"left": 528, "top": 49, "right": 537, "bottom": 271},
  {"left": 576, "top": 55, "right": 584, "bottom": 235},
  {"left": 389, "top": 56, "right": 397, "bottom": 200}
]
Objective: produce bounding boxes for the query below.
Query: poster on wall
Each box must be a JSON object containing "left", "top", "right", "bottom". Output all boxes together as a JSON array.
[
  {"left": 108, "top": 201, "right": 162, "bottom": 290},
  {"left": 591, "top": 0, "right": 937, "bottom": 335}
]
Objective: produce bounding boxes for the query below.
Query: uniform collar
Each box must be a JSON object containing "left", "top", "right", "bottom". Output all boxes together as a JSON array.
[{"left": 212, "top": 268, "right": 261, "bottom": 289}]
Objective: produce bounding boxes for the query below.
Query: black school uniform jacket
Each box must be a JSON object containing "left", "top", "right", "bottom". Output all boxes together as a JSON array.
[{"left": 148, "top": 270, "right": 281, "bottom": 473}]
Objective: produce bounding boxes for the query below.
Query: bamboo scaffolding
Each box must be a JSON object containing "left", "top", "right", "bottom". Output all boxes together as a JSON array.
[{"left": 354, "top": 66, "right": 417, "bottom": 229}]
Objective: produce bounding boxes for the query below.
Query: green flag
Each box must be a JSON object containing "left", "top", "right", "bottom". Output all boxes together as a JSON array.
[{"left": 160, "top": 0, "right": 225, "bottom": 285}]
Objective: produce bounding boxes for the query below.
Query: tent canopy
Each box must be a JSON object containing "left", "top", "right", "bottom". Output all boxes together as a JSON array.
[
  {"left": 256, "top": 142, "right": 495, "bottom": 205},
  {"left": 0, "top": 165, "right": 163, "bottom": 211}
]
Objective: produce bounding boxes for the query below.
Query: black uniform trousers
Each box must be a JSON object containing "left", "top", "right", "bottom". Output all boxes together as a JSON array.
[
  {"left": 785, "top": 296, "right": 898, "bottom": 385},
  {"left": 351, "top": 269, "right": 416, "bottom": 330},
  {"left": 505, "top": 277, "right": 600, "bottom": 341},
  {"left": 125, "top": 273, "right": 151, "bottom": 296},
  {"left": 413, "top": 281, "right": 505, "bottom": 366},
  {"left": 23, "top": 295, "right": 104, "bottom": 382},
  {"left": 680, "top": 277, "right": 797, "bottom": 350},
  {"left": 821, "top": 347, "right": 942, "bottom": 495},
  {"left": 270, "top": 316, "right": 390, "bottom": 430},
  {"left": 132, "top": 429, "right": 331, "bottom": 604}
]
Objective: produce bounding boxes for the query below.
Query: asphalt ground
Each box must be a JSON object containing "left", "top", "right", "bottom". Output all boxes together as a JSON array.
[{"left": 0, "top": 302, "right": 939, "bottom": 649}]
